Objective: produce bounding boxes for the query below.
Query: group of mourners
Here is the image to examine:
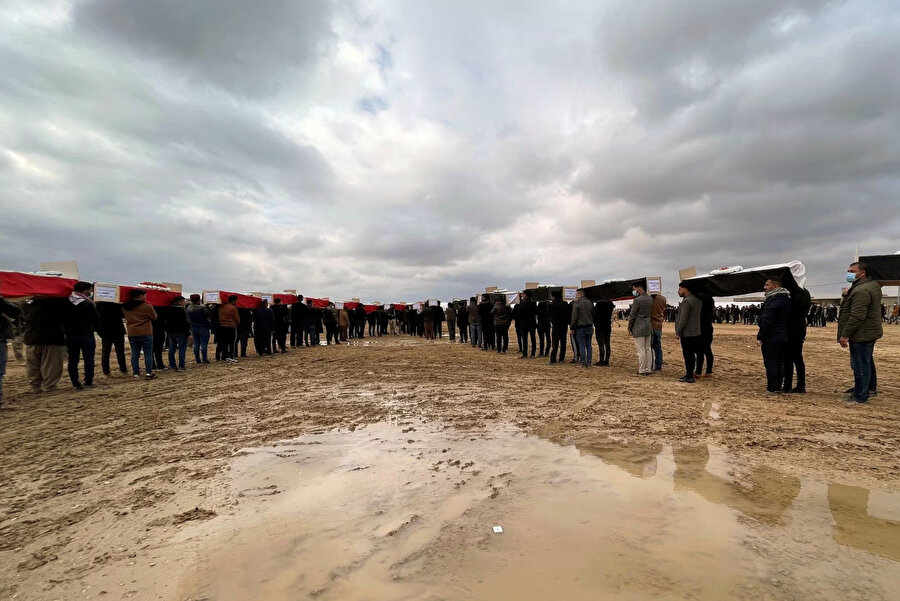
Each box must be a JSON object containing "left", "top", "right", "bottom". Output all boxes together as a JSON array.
[{"left": 0, "top": 260, "right": 888, "bottom": 406}]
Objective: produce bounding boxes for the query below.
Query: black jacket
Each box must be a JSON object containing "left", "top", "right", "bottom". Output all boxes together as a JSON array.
[
  {"left": 536, "top": 301, "right": 550, "bottom": 326},
  {"left": 0, "top": 295, "right": 21, "bottom": 341},
  {"left": 255, "top": 307, "right": 274, "bottom": 332},
  {"left": 456, "top": 303, "right": 469, "bottom": 326},
  {"left": 593, "top": 300, "right": 614, "bottom": 332},
  {"left": 64, "top": 298, "right": 100, "bottom": 337},
  {"left": 291, "top": 302, "right": 306, "bottom": 327},
  {"left": 517, "top": 299, "right": 537, "bottom": 329},
  {"left": 23, "top": 298, "right": 67, "bottom": 346},
  {"left": 272, "top": 304, "right": 290, "bottom": 330},
  {"left": 699, "top": 296, "right": 715, "bottom": 336},
  {"left": 757, "top": 292, "right": 791, "bottom": 344},
  {"left": 788, "top": 288, "right": 811, "bottom": 342},
  {"left": 550, "top": 299, "right": 570, "bottom": 329},
  {"left": 164, "top": 305, "right": 191, "bottom": 336},
  {"left": 478, "top": 302, "right": 493, "bottom": 329}
]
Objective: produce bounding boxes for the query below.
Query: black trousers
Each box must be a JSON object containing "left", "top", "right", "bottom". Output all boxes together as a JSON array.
[
  {"left": 326, "top": 324, "right": 339, "bottom": 344},
  {"left": 783, "top": 338, "right": 805, "bottom": 390},
  {"left": 595, "top": 328, "right": 611, "bottom": 365},
  {"left": 761, "top": 341, "right": 786, "bottom": 392},
  {"left": 153, "top": 331, "right": 166, "bottom": 369},
  {"left": 255, "top": 329, "right": 272, "bottom": 355},
  {"left": 290, "top": 328, "right": 300, "bottom": 347},
  {"left": 67, "top": 334, "right": 95, "bottom": 386},
  {"left": 219, "top": 326, "right": 236, "bottom": 359},
  {"left": 695, "top": 332, "right": 713, "bottom": 375},
  {"left": 521, "top": 327, "right": 536, "bottom": 357},
  {"left": 495, "top": 323, "right": 509, "bottom": 352},
  {"left": 459, "top": 322, "right": 469, "bottom": 343},
  {"left": 101, "top": 333, "right": 127, "bottom": 374},
  {"left": 537, "top": 324, "right": 550, "bottom": 355},
  {"left": 550, "top": 327, "right": 567, "bottom": 362},
  {"left": 273, "top": 328, "right": 287, "bottom": 352},
  {"left": 680, "top": 336, "right": 700, "bottom": 378},
  {"left": 238, "top": 331, "right": 250, "bottom": 357}
]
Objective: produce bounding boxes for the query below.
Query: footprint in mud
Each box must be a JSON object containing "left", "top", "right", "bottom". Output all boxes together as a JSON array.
[{"left": 238, "top": 485, "right": 281, "bottom": 497}]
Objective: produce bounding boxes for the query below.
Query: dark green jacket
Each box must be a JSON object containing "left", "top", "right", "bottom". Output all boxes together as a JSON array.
[{"left": 838, "top": 277, "right": 883, "bottom": 343}]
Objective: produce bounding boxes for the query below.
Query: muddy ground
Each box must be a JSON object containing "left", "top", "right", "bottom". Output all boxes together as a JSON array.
[{"left": 0, "top": 323, "right": 897, "bottom": 600}]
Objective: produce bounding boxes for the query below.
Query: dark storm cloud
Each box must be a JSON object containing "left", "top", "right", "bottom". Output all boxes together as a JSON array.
[{"left": 1, "top": 0, "right": 898, "bottom": 301}]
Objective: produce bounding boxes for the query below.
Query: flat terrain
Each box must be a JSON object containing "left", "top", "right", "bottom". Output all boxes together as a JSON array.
[{"left": 1, "top": 323, "right": 897, "bottom": 600}]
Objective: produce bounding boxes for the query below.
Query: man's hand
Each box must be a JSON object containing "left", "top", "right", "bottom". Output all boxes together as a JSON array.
[
  {"left": 569, "top": 330, "right": 574, "bottom": 337},
  {"left": 756, "top": 340, "right": 762, "bottom": 347},
  {"left": 839, "top": 337, "right": 849, "bottom": 348}
]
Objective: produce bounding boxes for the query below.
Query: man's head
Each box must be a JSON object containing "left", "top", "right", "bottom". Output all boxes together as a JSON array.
[
  {"left": 328, "top": 302, "right": 335, "bottom": 308},
  {"left": 632, "top": 282, "right": 645, "bottom": 296},
  {"left": 848, "top": 261, "right": 867, "bottom": 282},
  {"left": 171, "top": 295, "right": 185, "bottom": 306},
  {"left": 227, "top": 295, "right": 238, "bottom": 305},
  {"left": 274, "top": 298, "right": 282, "bottom": 304},
  {"left": 190, "top": 294, "right": 201, "bottom": 304},
  {"left": 524, "top": 290, "right": 534, "bottom": 300},
  {"left": 129, "top": 288, "right": 146, "bottom": 302},
  {"left": 470, "top": 296, "right": 477, "bottom": 303},
  {"left": 575, "top": 288, "right": 585, "bottom": 299},
  {"left": 551, "top": 289, "right": 562, "bottom": 301},
  {"left": 677, "top": 282, "right": 691, "bottom": 298},
  {"left": 764, "top": 276, "right": 783, "bottom": 292},
  {"left": 74, "top": 281, "right": 93, "bottom": 295},
  {"left": 481, "top": 294, "right": 489, "bottom": 303},
  {"left": 297, "top": 294, "right": 304, "bottom": 302}
]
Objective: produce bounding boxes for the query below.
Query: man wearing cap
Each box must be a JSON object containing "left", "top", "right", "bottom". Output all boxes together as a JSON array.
[{"left": 64, "top": 281, "right": 100, "bottom": 389}]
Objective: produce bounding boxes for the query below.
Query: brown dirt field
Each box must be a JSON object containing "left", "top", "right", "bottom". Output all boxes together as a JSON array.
[{"left": 0, "top": 323, "right": 897, "bottom": 599}]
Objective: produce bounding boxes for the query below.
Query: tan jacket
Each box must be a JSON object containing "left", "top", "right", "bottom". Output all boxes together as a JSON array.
[
  {"left": 123, "top": 302, "right": 157, "bottom": 337},
  {"left": 650, "top": 294, "right": 667, "bottom": 330},
  {"left": 218, "top": 303, "right": 240, "bottom": 328}
]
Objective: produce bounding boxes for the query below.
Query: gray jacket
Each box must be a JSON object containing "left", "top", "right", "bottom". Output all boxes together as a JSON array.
[
  {"left": 675, "top": 294, "right": 702, "bottom": 338},
  {"left": 570, "top": 296, "right": 594, "bottom": 328},
  {"left": 628, "top": 294, "right": 652, "bottom": 338}
]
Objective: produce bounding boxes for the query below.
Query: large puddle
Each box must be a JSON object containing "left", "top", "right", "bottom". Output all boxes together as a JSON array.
[{"left": 175, "top": 421, "right": 900, "bottom": 600}]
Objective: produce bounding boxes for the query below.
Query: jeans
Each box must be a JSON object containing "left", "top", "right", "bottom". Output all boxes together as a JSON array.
[
  {"left": 470, "top": 324, "right": 482, "bottom": 348},
  {"left": 101, "top": 333, "right": 127, "bottom": 374},
  {"left": 595, "top": 328, "right": 611, "bottom": 365},
  {"left": 761, "top": 341, "right": 786, "bottom": 392},
  {"left": 168, "top": 333, "right": 188, "bottom": 369},
  {"left": 849, "top": 341, "right": 875, "bottom": 402},
  {"left": 0, "top": 342, "right": 6, "bottom": 403},
  {"left": 495, "top": 323, "right": 510, "bottom": 352},
  {"left": 129, "top": 335, "right": 154, "bottom": 375},
  {"left": 575, "top": 326, "right": 593, "bottom": 366},
  {"left": 307, "top": 324, "right": 320, "bottom": 346},
  {"left": 67, "top": 334, "right": 96, "bottom": 386},
  {"left": 191, "top": 326, "right": 210, "bottom": 363},
  {"left": 651, "top": 329, "right": 663, "bottom": 369}
]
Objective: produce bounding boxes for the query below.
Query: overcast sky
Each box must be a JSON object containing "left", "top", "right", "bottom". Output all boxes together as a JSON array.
[{"left": 2, "top": 0, "right": 899, "bottom": 301}]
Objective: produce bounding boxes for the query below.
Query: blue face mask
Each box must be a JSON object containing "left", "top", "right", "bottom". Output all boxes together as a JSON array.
[
  {"left": 846, "top": 272, "right": 857, "bottom": 283},
  {"left": 632, "top": 291, "right": 639, "bottom": 297}
]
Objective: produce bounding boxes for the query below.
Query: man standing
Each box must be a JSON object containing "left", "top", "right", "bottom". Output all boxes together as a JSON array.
[
  {"left": 569, "top": 288, "right": 594, "bottom": 368},
  {"left": 1, "top": 293, "right": 22, "bottom": 406},
  {"left": 756, "top": 277, "right": 791, "bottom": 394},
  {"left": 674, "top": 283, "right": 701, "bottom": 383},
  {"left": 185, "top": 294, "right": 212, "bottom": 364},
  {"left": 445, "top": 302, "right": 457, "bottom": 342},
  {"left": 517, "top": 290, "right": 537, "bottom": 358},
  {"left": 254, "top": 299, "right": 274, "bottom": 356},
  {"left": 339, "top": 305, "right": 349, "bottom": 341},
  {"left": 628, "top": 282, "right": 653, "bottom": 376},
  {"left": 650, "top": 291, "right": 667, "bottom": 371},
  {"left": 323, "top": 302, "right": 339, "bottom": 344},
  {"left": 536, "top": 300, "right": 550, "bottom": 357},
  {"left": 784, "top": 286, "right": 811, "bottom": 393},
  {"left": 423, "top": 302, "right": 435, "bottom": 340},
  {"left": 122, "top": 289, "right": 158, "bottom": 378},
  {"left": 290, "top": 296, "right": 306, "bottom": 347},
  {"left": 23, "top": 297, "right": 68, "bottom": 393},
  {"left": 492, "top": 298, "right": 512, "bottom": 354},
  {"left": 217, "top": 295, "right": 240, "bottom": 363},
  {"left": 272, "top": 298, "right": 290, "bottom": 353},
  {"left": 456, "top": 300, "right": 469, "bottom": 344},
  {"left": 593, "top": 298, "right": 614, "bottom": 366},
  {"left": 548, "top": 290, "right": 569, "bottom": 364},
  {"left": 479, "top": 295, "right": 494, "bottom": 351},
  {"left": 64, "top": 281, "right": 100, "bottom": 389},
  {"left": 165, "top": 296, "right": 191, "bottom": 371},
  {"left": 695, "top": 295, "right": 715, "bottom": 378},
  {"left": 838, "top": 261, "right": 883, "bottom": 403},
  {"left": 468, "top": 297, "right": 481, "bottom": 348}
]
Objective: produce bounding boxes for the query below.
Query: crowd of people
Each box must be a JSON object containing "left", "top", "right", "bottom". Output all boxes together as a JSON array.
[{"left": 0, "top": 260, "right": 891, "bottom": 406}]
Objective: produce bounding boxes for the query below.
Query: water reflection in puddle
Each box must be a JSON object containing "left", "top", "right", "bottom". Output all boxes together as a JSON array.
[{"left": 175, "top": 423, "right": 900, "bottom": 601}]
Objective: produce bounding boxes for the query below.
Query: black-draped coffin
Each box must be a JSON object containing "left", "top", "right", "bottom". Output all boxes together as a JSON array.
[
  {"left": 583, "top": 278, "right": 648, "bottom": 302},
  {"left": 682, "top": 266, "right": 801, "bottom": 298},
  {"left": 860, "top": 254, "right": 900, "bottom": 286},
  {"left": 529, "top": 286, "right": 563, "bottom": 302}
]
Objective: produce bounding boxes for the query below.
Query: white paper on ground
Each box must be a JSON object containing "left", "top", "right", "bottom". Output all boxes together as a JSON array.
[{"left": 492, "top": 525, "right": 503, "bottom": 533}]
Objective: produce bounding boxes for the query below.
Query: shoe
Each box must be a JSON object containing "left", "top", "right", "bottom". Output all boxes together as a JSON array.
[
  {"left": 29, "top": 387, "right": 42, "bottom": 394},
  {"left": 594, "top": 361, "right": 603, "bottom": 366},
  {"left": 85, "top": 383, "right": 95, "bottom": 388},
  {"left": 549, "top": 360, "right": 556, "bottom": 364},
  {"left": 843, "top": 395, "right": 868, "bottom": 404},
  {"left": 171, "top": 367, "right": 180, "bottom": 372},
  {"left": 73, "top": 383, "right": 83, "bottom": 390},
  {"left": 767, "top": 389, "right": 782, "bottom": 395},
  {"left": 145, "top": 373, "right": 157, "bottom": 380},
  {"left": 203, "top": 360, "right": 211, "bottom": 364},
  {"left": 157, "top": 366, "right": 168, "bottom": 371},
  {"left": 792, "top": 388, "right": 806, "bottom": 394},
  {"left": 226, "top": 358, "right": 238, "bottom": 363},
  {"left": 678, "top": 376, "right": 696, "bottom": 383}
]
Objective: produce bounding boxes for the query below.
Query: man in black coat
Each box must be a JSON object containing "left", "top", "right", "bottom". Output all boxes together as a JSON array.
[
  {"left": 478, "top": 295, "right": 494, "bottom": 350},
  {"left": 272, "top": 298, "right": 290, "bottom": 353},
  {"left": 254, "top": 300, "right": 274, "bottom": 356},
  {"left": 757, "top": 277, "right": 792, "bottom": 394},
  {"left": 548, "top": 290, "right": 570, "bottom": 364},
  {"left": 63, "top": 282, "right": 101, "bottom": 389},
  {"left": 97, "top": 302, "right": 127, "bottom": 375},
  {"left": 456, "top": 300, "right": 469, "bottom": 344},
  {"left": 236, "top": 307, "right": 254, "bottom": 357},
  {"left": 165, "top": 296, "right": 192, "bottom": 371},
  {"left": 517, "top": 291, "right": 537, "bottom": 358},
  {"left": 536, "top": 300, "right": 550, "bottom": 356},
  {"left": 593, "top": 299, "right": 614, "bottom": 366},
  {"left": 23, "top": 297, "right": 68, "bottom": 393},
  {"left": 784, "top": 287, "right": 811, "bottom": 393},
  {"left": 290, "top": 296, "right": 306, "bottom": 347},
  {"left": 1, "top": 294, "right": 22, "bottom": 406}
]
